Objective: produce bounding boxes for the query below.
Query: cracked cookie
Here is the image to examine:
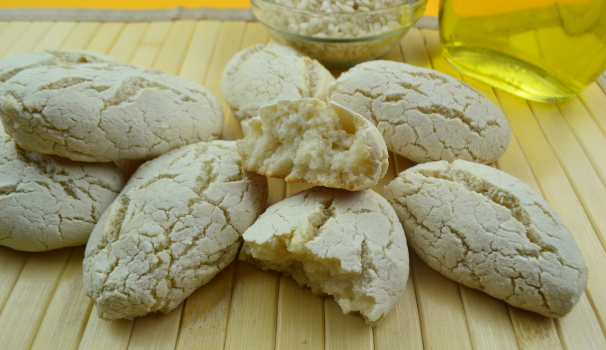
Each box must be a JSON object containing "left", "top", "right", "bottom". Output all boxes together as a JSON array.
[
  {"left": 0, "top": 63, "right": 224, "bottom": 162},
  {"left": 0, "top": 49, "right": 119, "bottom": 83},
  {"left": 328, "top": 60, "right": 511, "bottom": 164},
  {"left": 384, "top": 160, "right": 587, "bottom": 317},
  {"left": 83, "top": 141, "right": 268, "bottom": 320},
  {"left": 237, "top": 98, "right": 388, "bottom": 191},
  {"left": 222, "top": 43, "right": 335, "bottom": 134},
  {"left": 0, "top": 129, "right": 124, "bottom": 252},
  {"left": 240, "top": 187, "right": 409, "bottom": 325}
]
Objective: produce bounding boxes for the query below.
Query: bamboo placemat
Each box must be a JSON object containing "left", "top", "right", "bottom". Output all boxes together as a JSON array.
[{"left": 0, "top": 20, "right": 605, "bottom": 350}]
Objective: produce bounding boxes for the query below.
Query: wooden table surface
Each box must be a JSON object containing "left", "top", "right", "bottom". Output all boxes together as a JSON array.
[{"left": 0, "top": 19, "right": 605, "bottom": 350}]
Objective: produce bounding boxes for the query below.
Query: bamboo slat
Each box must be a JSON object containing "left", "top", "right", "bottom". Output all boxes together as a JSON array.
[
  {"left": 0, "top": 22, "right": 32, "bottom": 57},
  {"left": 86, "top": 22, "right": 125, "bottom": 54},
  {"left": 411, "top": 252, "right": 473, "bottom": 350},
  {"left": 32, "top": 21, "right": 77, "bottom": 51},
  {"left": 530, "top": 101, "right": 606, "bottom": 250},
  {"left": 153, "top": 20, "right": 196, "bottom": 75},
  {"left": 78, "top": 310, "right": 134, "bottom": 350},
  {"left": 179, "top": 20, "right": 222, "bottom": 84},
  {"left": 373, "top": 271, "right": 423, "bottom": 350},
  {"left": 578, "top": 83, "right": 606, "bottom": 138},
  {"left": 275, "top": 276, "right": 325, "bottom": 350},
  {"left": 325, "top": 298, "right": 374, "bottom": 350},
  {"left": 460, "top": 286, "right": 519, "bottom": 350},
  {"left": 0, "top": 21, "right": 10, "bottom": 35},
  {"left": 30, "top": 248, "right": 93, "bottom": 350},
  {"left": 175, "top": 264, "right": 236, "bottom": 350},
  {"left": 0, "top": 247, "right": 28, "bottom": 312},
  {"left": 3, "top": 21, "right": 54, "bottom": 57},
  {"left": 203, "top": 21, "right": 247, "bottom": 141},
  {"left": 557, "top": 98, "right": 606, "bottom": 187},
  {"left": 0, "top": 249, "right": 71, "bottom": 350},
  {"left": 555, "top": 295, "right": 606, "bottom": 350},
  {"left": 223, "top": 263, "right": 280, "bottom": 350},
  {"left": 127, "top": 305, "right": 183, "bottom": 350},
  {"left": 129, "top": 21, "right": 173, "bottom": 68},
  {"left": 60, "top": 22, "right": 102, "bottom": 50},
  {"left": 107, "top": 22, "right": 149, "bottom": 62}
]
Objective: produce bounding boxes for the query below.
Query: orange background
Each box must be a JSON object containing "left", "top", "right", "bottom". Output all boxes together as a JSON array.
[{"left": 1, "top": 0, "right": 440, "bottom": 16}]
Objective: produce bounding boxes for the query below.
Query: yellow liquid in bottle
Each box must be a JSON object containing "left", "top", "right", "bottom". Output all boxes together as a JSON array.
[{"left": 440, "top": 0, "right": 606, "bottom": 102}]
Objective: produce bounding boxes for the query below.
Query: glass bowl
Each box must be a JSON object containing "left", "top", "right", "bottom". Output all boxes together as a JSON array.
[{"left": 251, "top": 0, "right": 428, "bottom": 67}]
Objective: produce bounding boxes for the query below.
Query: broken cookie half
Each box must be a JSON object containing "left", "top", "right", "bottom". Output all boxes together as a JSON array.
[
  {"left": 83, "top": 141, "right": 267, "bottom": 320},
  {"left": 240, "top": 187, "right": 409, "bottom": 326},
  {"left": 384, "top": 160, "right": 587, "bottom": 318},
  {"left": 237, "top": 98, "right": 388, "bottom": 191}
]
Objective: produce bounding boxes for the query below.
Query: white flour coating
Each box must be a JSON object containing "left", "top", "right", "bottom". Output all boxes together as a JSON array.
[
  {"left": 240, "top": 187, "right": 409, "bottom": 325},
  {"left": 384, "top": 160, "right": 588, "bottom": 317},
  {"left": 0, "top": 63, "right": 224, "bottom": 162},
  {"left": 83, "top": 141, "right": 268, "bottom": 320},
  {"left": 328, "top": 60, "right": 511, "bottom": 164},
  {"left": 0, "top": 130, "right": 124, "bottom": 252},
  {"left": 237, "top": 98, "right": 388, "bottom": 191},
  {"left": 222, "top": 43, "right": 334, "bottom": 132},
  {"left": 0, "top": 50, "right": 119, "bottom": 83}
]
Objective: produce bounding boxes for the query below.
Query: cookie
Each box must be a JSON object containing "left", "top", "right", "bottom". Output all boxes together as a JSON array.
[
  {"left": 0, "top": 130, "right": 124, "bottom": 251},
  {"left": 237, "top": 98, "right": 388, "bottom": 191},
  {"left": 240, "top": 187, "right": 409, "bottom": 325},
  {"left": 328, "top": 60, "right": 511, "bottom": 164},
  {"left": 83, "top": 141, "right": 268, "bottom": 320},
  {"left": 0, "top": 63, "right": 224, "bottom": 162},
  {"left": 384, "top": 160, "right": 587, "bottom": 317},
  {"left": 222, "top": 43, "right": 335, "bottom": 134},
  {"left": 0, "top": 49, "right": 119, "bottom": 83}
]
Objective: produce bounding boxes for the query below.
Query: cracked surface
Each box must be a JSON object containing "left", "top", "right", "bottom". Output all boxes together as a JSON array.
[
  {"left": 0, "top": 63, "right": 224, "bottom": 162},
  {"left": 237, "top": 98, "right": 388, "bottom": 191},
  {"left": 328, "top": 60, "right": 511, "bottom": 164},
  {"left": 0, "top": 49, "right": 119, "bottom": 83},
  {"left": 83, "top": 141, "right": 268, "bottom": 320},
  {"left": 0, "top": 128, "right": 124, "bottom": 252},
  {"left": 240, "top": 187, "right": 408, "bottom": 325},
  {"left": 384, "top": 160, "right": 587, "bottom": 317},
  {"left": 222, "top": 43, "right": 334, "bottom": 134}
]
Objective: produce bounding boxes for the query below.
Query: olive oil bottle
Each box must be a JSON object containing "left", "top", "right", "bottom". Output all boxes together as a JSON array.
[{"left": 440, "top": 0, "right": 606, "bottom": 102}]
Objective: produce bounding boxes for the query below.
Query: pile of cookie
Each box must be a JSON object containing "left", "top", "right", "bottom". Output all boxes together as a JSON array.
[{"left": 0, "top": 45, "right": 587, "bottom": 326}]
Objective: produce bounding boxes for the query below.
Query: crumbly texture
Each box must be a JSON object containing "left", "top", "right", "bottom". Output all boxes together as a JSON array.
[
  {"left": 328, "top": 60, "right": 512, "bottom": 164},
  {"left": 83, "top": 141, "right": 268, "bottom": 320},
  {"left": 240, "top": 187, "right": 409, "bottom": 325},
  {"left": 222, "top": 43, "right": 335, "bottom": 130},
  {"left": 383, "top": 160, "right": 588, "bottom": 317},
  {"left": 0, "top": 131, "right": 124, "bottom": 251},
  {"left": 0, "top": 49, "right": 119, "bottom": 83},
  {"left": 275, "top": 0, "right": 404, "bottom": 13},
  {"left": 266, "top": 0, "right": 402, "bottom": 39},
  {"left": 0, "top": 63, "right": 224, "bottom": 162},
  {"left": 237, "top": 98, "right": 388, "bottom": 191}
]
